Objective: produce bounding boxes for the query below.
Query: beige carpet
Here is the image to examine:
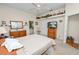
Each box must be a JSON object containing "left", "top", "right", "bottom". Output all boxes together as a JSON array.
[{"left": 52, "top": 39, "right": 79, "bottom": 55}]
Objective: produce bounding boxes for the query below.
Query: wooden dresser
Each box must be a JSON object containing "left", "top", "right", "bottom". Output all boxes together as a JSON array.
[
  {"left": 10, "top": 30, "right": 27, "bottom": 38},
  {"left": 48, "top": 28, "right": 56, "bottom": 39}
]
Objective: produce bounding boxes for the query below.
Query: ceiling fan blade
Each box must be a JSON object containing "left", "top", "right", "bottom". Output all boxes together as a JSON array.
[{"left": 32, "top": 3, "right": 38, "bottom": 7}]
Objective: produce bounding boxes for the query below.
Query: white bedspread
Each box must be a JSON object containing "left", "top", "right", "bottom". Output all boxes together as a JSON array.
[{"left": 16, "top": 34, "right": 56, "bottom": 55}]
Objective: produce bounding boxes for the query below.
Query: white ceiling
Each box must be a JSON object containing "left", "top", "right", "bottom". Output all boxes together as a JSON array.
[{"left": 0, "top": 3, "right": 65, "bottom": 16}]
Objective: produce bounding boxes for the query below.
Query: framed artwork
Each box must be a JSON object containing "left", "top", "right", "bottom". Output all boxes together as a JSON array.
[
  {"left": 35, "top": 22, "right": 38, "bottom": 25},
  {"left": 25, "top": 22, "right": 27, "bottom": 25},
  {"left": 59, "top": 20, "right": 63, "bottom": 23},
  {"left": 1, "top": 21, "right": 7, "bottom": 26}
]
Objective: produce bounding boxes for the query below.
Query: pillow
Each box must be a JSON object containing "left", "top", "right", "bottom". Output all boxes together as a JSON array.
[{"left": 1, "top": 38, "right": 23, "bottom": 52}]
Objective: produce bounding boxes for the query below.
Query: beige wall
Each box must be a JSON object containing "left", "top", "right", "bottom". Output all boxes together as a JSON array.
[
  {"left": 0, "top": 5, "right": 36, "bottom": 35},
  {"left": 68, "top": 14, "right": 79, "bottom": 43}
]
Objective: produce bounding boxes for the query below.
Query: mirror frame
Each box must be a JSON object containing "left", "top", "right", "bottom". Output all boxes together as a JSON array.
[{"left": 10, "top": 21, "right": 23, "bottom": 29}]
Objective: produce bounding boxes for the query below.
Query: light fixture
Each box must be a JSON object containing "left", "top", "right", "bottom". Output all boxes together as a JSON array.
[
  {"left": 0, "top": 27, "right": 7, "bottom": 36},
  {"left": 37, "top": 4, "right": 40, "bottom": 7}
]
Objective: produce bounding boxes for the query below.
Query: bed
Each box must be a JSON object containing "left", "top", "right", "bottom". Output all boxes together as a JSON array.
[
  {"left": 0, "top": 34, "right": 55, "bottom": 55},
  {"left": 16, "top": 34, "right": 56, "bottom": 55}
]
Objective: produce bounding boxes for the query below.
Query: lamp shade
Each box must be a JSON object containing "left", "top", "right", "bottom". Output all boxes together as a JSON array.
[{"left": 0, "top": 27, "right": 7, "bottom": 34}]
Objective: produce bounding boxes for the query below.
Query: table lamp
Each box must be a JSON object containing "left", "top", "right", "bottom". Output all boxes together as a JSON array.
[{"left": 0, "top": 27, "right": 7, "bottom": 38}]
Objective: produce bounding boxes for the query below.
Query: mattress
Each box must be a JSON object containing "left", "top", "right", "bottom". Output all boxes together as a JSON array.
[{"left": 16, "top": 34, "right": 56, "bottom": 55}]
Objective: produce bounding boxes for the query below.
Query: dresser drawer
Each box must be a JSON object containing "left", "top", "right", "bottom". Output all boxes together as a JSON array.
[
  {"left": 48, "top": 28, "right": 56, "bottom": 39},
  {"left": 10, "top": 30, "right": 27, "bottom": 38},
  {"left": 19, "top": 30, "right": 26, "bottom": 37}
]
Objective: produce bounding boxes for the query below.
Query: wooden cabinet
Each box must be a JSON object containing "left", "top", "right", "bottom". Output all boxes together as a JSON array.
[
  {"left": 66, "top": 38, "right": 79, "bottom": 49},
  {"left": 10, "top": 30, "right": 27, "bottom": 38},
  {"left": 10, "top": 31, "right": 19, "bottom": 38},
  {"left": 19, "top": 30, "right": 26, "bottom": 37},
  {"left": 48, "top": 28, "right": 56, "bottom": 39}
]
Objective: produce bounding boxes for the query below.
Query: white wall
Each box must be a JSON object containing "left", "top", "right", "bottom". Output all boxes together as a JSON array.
[
  {"left": 66, "top": 3, "right": 79, "bottom": 16},
  {"left": 37, "top": 16, "right": 65, "bottom": 40},
  {"left": 0, "top": 5, "right": 36, "bottom": 35},
  {"left": 68, "top": 14, "right": 79, "bottom": 43}
]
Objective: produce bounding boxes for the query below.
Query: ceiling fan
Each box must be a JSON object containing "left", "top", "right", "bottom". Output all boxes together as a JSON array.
[{"left": 32, "top": 3, "right": 41, "bottom": 8}]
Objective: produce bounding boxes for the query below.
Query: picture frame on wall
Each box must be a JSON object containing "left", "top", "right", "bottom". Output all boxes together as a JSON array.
[
  {"left": 35, "top": 22, "right": 38, "bottom": 25},
  {"left": 25, "top": 22, "right": 27, "bottom": 26},
  {"left": 1, "top": 21, "right": 7, "bottom": 26}
]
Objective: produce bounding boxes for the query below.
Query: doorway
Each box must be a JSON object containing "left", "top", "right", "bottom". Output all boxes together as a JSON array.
[
  {"left": 67, "top": 14, "right": 79, "bottom": 44},
  {"left": 29, "top": 21, "right": 34, "bottom": 35}
]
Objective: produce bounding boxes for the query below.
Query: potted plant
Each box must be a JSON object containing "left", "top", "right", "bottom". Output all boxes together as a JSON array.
[{"left": 66, "top": 36, "right": 74, "bottom": 44}]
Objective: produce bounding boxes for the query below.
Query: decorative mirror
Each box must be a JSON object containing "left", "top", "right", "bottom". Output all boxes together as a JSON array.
[{"left": 10, "top": 21, "right": 23, "bottom": 29}]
